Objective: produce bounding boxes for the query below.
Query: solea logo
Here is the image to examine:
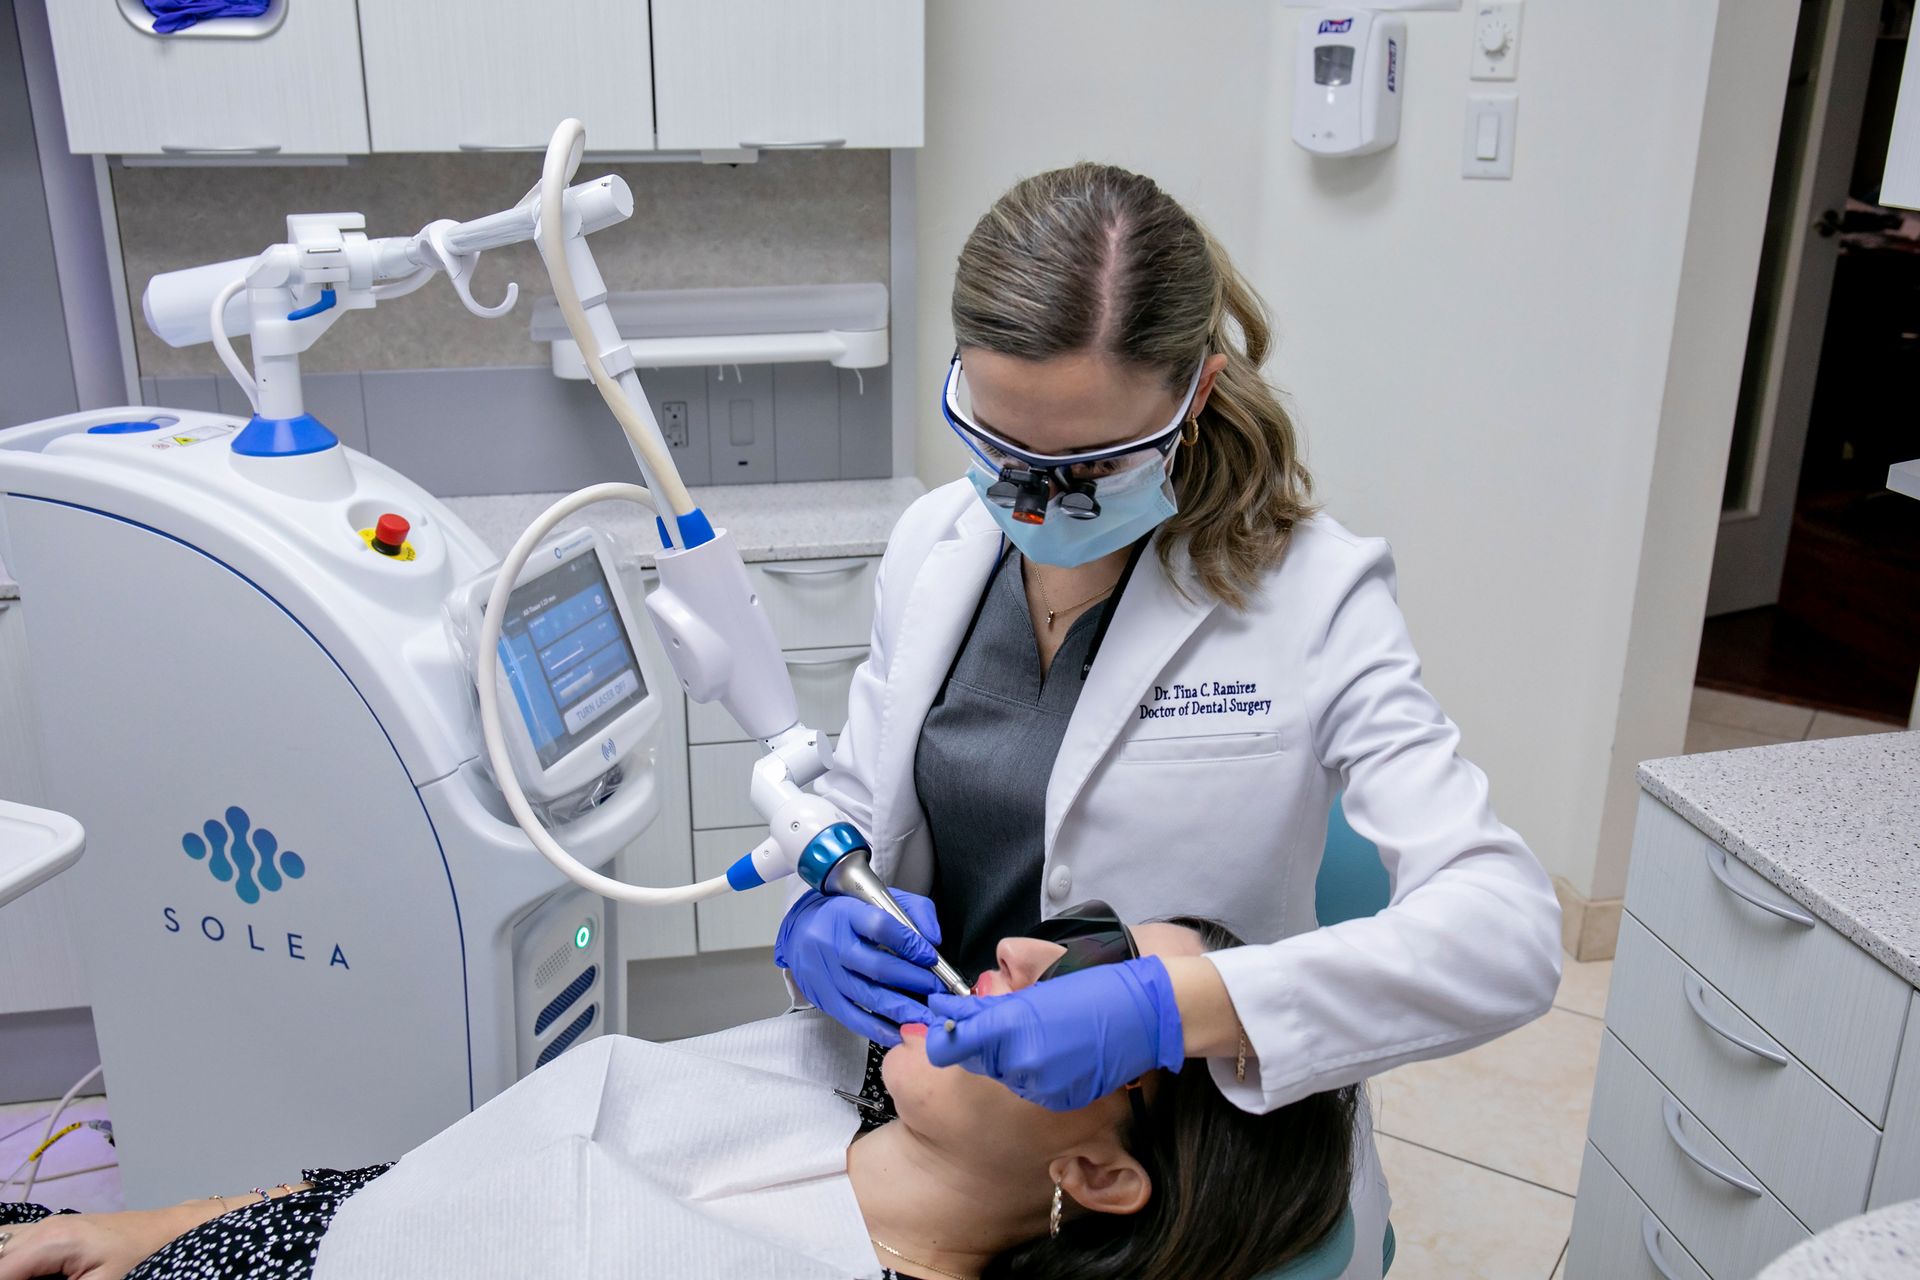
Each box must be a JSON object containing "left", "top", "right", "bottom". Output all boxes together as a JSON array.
[{"left": 181, "top": 805, "right": 306, "bottom": 904}]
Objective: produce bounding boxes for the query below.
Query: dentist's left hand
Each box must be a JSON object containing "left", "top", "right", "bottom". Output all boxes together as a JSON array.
[
  {"left": 924, "top": 957, "right": 1187, "bottom": 1110},
  {"left": 775, "top": 889, "right": 946, "bottom": 1046}
]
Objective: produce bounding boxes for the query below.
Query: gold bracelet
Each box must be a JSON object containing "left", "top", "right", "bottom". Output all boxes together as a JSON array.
[{"left": 1235, "top": 1025, "right": 1249, "bottom": 1083}]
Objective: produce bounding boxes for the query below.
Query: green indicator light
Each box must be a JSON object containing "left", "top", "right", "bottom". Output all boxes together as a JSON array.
[{"left": 575, "top": 922, "right": 593, "bottom": 950}]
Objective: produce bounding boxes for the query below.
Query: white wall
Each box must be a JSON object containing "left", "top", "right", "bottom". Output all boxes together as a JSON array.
[{"left": 916, "top": 0, "right": 1797, "bottom": 907}]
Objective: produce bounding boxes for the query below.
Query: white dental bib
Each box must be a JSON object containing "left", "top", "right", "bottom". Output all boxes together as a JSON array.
[{"left": 313, "top": 1011, "right": 886, "bottom": 1278}]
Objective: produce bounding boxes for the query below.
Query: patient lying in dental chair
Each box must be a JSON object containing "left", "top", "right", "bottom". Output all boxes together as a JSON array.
[{"left": 0, "top": 917, "right": 1370, "bottom": 1280}]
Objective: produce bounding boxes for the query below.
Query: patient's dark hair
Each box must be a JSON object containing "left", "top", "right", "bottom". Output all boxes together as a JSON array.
[{"left": 983, "top": 919, "right": 1359, "bottom": 1280}]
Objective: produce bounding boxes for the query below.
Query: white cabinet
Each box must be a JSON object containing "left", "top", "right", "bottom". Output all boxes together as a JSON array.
[
  {"left": 45, "top": 0, "right": 369, "bottom": 156},
  {"left": 651, "top": 0, "right": 924, "bottom": 150},
  {"left": 1569, "top": 792, "right": 1920, "bottom": 1278},
  {"left": 357, "top": 1, "right": 655, "bottom": 154}
]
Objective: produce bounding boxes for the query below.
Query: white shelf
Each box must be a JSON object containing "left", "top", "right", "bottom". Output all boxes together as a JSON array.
[{"left": 530, "top": 283, "right": 888, "bottom": 377}]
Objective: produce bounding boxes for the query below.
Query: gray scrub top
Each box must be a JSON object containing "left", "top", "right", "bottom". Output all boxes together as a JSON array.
[{"left": 911, "top": 549, "right": 1108, "bottom": 980}]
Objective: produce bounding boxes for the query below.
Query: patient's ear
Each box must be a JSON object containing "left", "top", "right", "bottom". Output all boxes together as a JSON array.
[{"left": 1051, "top": 1149, "right": 1152, "bottom": 1218}]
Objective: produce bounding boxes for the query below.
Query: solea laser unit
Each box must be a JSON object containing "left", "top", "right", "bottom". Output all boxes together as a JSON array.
[{"left": 0, "top": 120, "right": 964, "bottom": 1207}]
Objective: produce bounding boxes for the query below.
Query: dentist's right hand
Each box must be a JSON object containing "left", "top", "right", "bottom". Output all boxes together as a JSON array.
[{"left": 775, "top": 888, "right": 946, "bottom": 1046}]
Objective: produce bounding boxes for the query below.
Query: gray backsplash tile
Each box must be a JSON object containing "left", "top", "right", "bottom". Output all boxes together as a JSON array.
[
  {"left": 773, "top": 362, "right": 840, "bottom": 483},
  {"left": 117, "top": 150, "right": 890, "bottom": 378},
  {"left": 362, "top": 366, "right": 644, "bottom": 497},
  {"left": 143, "top": 362, "right": 883, "bottom": 495},
  {"left": 707, "top": 365, "right": 776, "bottom": 484},
  {"left": 839, "top": 365, "right": 892, "bottom": 481}
]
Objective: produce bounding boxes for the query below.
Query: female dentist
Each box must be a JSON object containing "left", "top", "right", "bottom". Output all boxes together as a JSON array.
[{"left": 775, "top": 163, "right": 1561, "bottom": 1131}]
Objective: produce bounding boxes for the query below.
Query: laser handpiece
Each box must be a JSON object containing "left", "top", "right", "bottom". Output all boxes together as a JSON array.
[{"left": 818, "top": 849, "right": 971, "bottom": 997}]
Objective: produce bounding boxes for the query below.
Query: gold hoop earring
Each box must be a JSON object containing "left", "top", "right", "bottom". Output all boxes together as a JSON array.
[
  {"left": 1050, "top": 1181, "right": 1063, "bottom": 1239},
  {"left": 1181, "top": 416, "right": 1200, "bottom": 447}
]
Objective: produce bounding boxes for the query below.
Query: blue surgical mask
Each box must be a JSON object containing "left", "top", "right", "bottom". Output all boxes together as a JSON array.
[{"left": 967, "top": 454, "right": 1178, "bottom": 567}]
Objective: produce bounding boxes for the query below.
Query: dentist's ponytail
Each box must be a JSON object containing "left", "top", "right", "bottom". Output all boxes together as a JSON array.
[{"left": 952, "top": 163, "right": 1317, "bottom": 609}]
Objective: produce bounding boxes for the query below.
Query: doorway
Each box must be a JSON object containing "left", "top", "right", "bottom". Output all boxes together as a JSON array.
[{"left": 1699, "top": 0, "right": 1920, "bottom": 727}]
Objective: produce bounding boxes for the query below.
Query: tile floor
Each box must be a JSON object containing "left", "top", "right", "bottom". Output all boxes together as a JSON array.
[
  {"left": 3, "top": 689, "right": 1902, "bottom": 1271},
  {"left": 1376, "top": 687, "right": 1902, "bottom": 1279}
]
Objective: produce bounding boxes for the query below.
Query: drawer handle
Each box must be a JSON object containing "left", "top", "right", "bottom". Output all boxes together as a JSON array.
[
  {"left": 739, "top": 138, "right": 848, "bottom": 149},
  {"left": 760, "top": 562, "right": 866, "bottom": 580},
  {"left": 784, "top": 648, "right": 870, "bottom": 669},
  {"left": 1704, "top": 847, "right": 1815, "bottom": 928},
  {"left": 160, "top": 144, "right": 283, "bottom": 155},
  {"left": 1661, "top": 1096, "right": 1762, "bottom": 1196},
  {"left": 1682, "top": 974, "right": 1788, "bottom": 1066},
  {"left": 1640, "top": 1215, "right": 1684, "bottom": 1280}
]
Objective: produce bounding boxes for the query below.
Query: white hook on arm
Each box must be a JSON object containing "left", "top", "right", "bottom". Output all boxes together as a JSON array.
[{"left": 422, "top": 218, "right": 518, "bottom": 319}]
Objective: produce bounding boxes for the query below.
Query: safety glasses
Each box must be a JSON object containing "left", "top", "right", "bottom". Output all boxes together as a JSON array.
[
  {"left": 942, "top": 351, "right": 1204, "bottom": 522},
  {"left": 1029, "top": 900, "right": 1153, "bottom": 1123},
  {"left": 1029, "top": 899, "right": 1140, "bottom": 983}
]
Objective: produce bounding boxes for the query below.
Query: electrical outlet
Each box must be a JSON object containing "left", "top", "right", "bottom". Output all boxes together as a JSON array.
[{"left": 662, "top": 401, "right": 689, "bottom": 449}]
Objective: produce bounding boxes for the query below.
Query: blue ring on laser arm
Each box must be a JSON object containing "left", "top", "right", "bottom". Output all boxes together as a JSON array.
[
  {"left": 724, "top": 851, "right": 765, "bottom": 891},
  {"left": 673, "top": 509, "right": 714, "bottom": 549},
  {"left": 795, "top": 822, "right": 870, "bottom": 891}
]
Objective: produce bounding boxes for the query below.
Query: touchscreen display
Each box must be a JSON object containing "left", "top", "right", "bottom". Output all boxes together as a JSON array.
[{"left": 496, "top": 552, "right": 647, "bottom": 769}]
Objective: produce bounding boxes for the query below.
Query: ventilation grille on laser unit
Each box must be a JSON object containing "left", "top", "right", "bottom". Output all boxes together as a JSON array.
[
  {"left": 536, "top": 1004, "right": 598, "bottom": 1068},
  {"left": 534, "top": 943, "right": 573, "bottom": 989},
  {"left": 534, "top": 965, "right": 597, "bottom": 1036}
]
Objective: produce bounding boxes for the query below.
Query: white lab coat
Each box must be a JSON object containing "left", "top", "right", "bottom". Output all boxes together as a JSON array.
[{"left": 815, "top": 480, "right": 1563, "bottom": 1116}]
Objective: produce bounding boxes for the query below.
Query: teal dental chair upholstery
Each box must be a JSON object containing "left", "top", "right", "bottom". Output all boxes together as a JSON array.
[{"left": 1257, "top": 793, "right": 1397, "bottom": 1278}]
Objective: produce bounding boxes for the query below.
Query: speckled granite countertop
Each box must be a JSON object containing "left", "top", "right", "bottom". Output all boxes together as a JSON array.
[
  {"left": 1638, "top": 733, "right": 1920, "bottom": 988},
  {"left": 1756, "top": 1197, "right": 1920, "bottom": 1278},
  {"left": 443, "top": 477, "right": 927, "bottom": 565}
]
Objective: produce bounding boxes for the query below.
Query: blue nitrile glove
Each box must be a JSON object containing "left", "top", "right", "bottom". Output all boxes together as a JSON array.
[
  {"left": 923, "top": 956, "right": 1187, "bottom": 1111},
  {"left": 774, "top": 888, "right": 946, "bottom": 1046}
]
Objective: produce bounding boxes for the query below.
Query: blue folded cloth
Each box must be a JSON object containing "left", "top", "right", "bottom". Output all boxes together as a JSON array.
[{"left": 143, "top": 0, "right": 272, "bottom": 35}]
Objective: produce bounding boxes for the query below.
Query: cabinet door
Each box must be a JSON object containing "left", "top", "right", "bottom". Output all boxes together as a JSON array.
[
  {"left": 651, "top": 0, "right": 923, "bottom": 150},
  {"left": 358, "top": 0, "right": 655, "bottom": 153},
  {"left": 45, "top": 0, "right": 368, "bottom": 155}
]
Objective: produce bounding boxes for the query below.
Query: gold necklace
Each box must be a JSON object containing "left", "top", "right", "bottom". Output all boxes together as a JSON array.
[
  {"left": 870, "top": 1235, "right": 974, "bottom": 1280},
  {"left": 1032, "top": 571, "right": 1117, "bottom": 631}
]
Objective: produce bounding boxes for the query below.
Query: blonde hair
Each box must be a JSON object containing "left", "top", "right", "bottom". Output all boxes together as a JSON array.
[{"left": 951, "top": 163, "right": 1316, "bottom": 609}]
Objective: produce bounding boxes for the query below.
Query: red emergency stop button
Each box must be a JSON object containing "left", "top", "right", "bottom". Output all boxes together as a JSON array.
[{"left": 372, "top": 513, "right": 410, "bottom": 557}]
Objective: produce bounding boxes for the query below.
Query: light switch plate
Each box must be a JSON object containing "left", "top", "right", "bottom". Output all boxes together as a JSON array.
[
  {"left": 1463, "top": 93, "right": 1518, "bottom": 179},
  {"left": 1470, "top": 2, "right": 1522, "bottom": 80}
]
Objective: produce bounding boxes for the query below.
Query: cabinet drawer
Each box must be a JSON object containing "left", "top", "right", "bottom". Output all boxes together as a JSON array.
[
  {"left": 686, "top": 644, "right": 868, "bottom": 745},
  {"left": 1872, "top": 989, "right": 1920, "bottom": 1208},
  {"left": 748, "top": 558, "right": 877, "bottom": 651},
  {"left": 689, "top": 736, "right": 840, "bottom": 829},
  {"left": 1607, "top": 913, "right": 1880, "bottom": 1231},
  {"left": 693, "top": 827, "right": 793, "bottom": 952},
  {"left": 690, "top": 741, "right": 765, "bottom": 830},
  {"left": 45, "top": 0, "right": 369, "bottom": 155},
  {"left": 1588, "top": 1033, "right": 1810, "bottom": 1279},
  {"left": 358, "top": 0, "right": 655, "bottom": 153},
  {"left": 1624, "top": 793, "right": 1908, "bottom": 1122},
  {"left": 1567, "top": 1143, "right": 1710, "bottom": 1280}
]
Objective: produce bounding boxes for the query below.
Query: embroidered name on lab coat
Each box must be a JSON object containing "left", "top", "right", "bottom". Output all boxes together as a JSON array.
[{"left": 1139, "top": 680, "right": 1275, "bottom": 720}]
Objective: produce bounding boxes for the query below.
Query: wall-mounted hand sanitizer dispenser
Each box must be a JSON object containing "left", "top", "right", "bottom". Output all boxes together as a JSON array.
[{"left": 1293, "top": 10, "right": 1406, "bottom": 157}]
